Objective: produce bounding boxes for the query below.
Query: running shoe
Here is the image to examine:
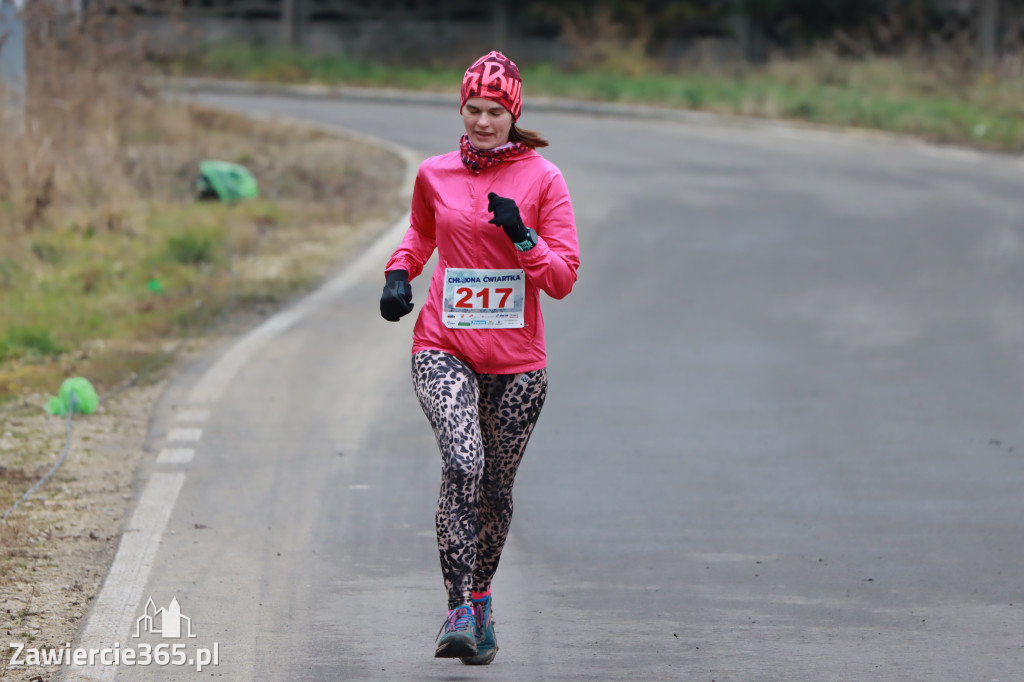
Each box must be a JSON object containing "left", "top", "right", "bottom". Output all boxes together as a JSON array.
[
  {"left": 434, "top": 604, "right": 478, "bottom": 658},
  {"left": 461, "top": 593, "right": 498, "bottom": 665}
]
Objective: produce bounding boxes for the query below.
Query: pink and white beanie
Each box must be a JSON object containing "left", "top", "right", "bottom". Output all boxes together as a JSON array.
[{"left": 460, "top": 51, "right": 523, "bottom": 122}]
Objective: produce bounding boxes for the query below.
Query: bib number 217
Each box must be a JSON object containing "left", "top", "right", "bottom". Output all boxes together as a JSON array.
[
  {"left": 442, "top": 267, "right": 525, "bottom": 329},
  {"left": 454, "top": 286, "right": 514, "bottom": 310}
]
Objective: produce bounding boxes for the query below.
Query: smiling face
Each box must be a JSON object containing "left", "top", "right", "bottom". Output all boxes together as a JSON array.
[{"left": 461, "top": 97, "right": 513, "bottom": 150}]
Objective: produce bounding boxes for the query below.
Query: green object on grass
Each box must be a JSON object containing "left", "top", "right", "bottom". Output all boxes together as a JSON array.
[
  {"left": 45, "top": 377, "right": 99, "bottom": 416},
  {"left": 148, "top": 278, "right": 164, "bottom": 293},
  {"left": 195, "top": 160, "right": 259, "bottom": 202}
]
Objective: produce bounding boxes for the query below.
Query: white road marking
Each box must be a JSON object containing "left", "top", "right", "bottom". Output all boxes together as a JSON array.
[
  {"left": 166, "top": 427, "right": 202, "bottom": 443},
  {"left": 174, "top": 408, "right": 210, "bottom": 422},
  {"left": 66, "top": 473, "right": 186, "bottom": 681},
  {"left": 156, "top": 448, "right": 195, "bottom": 464}
]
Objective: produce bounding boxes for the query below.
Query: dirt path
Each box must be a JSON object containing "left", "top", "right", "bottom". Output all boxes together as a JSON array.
[{"left": 1, "top": 380, "right": 165, "bottom": 681}]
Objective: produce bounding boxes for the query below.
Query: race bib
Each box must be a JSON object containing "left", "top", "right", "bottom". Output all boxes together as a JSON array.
[{"left": 442, "top": 268, "right": 525, "bottom": 329}]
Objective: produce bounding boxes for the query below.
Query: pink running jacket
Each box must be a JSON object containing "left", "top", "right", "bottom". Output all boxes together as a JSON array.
[{"left": 385, "top": 148, "right": 580, "bottom": 374}]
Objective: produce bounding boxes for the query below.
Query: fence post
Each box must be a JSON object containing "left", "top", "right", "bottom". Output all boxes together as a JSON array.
[
  {"left": 282, "top": 0, "right": 300, "bottom": 49},
  {"left": 730, "top": 10, "right": 767, "bottom": 64},
  {"left": 977, "top": 0, "right": 1000, "bottom": 68}
]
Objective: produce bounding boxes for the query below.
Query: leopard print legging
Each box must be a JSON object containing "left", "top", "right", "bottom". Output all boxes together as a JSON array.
[{"left": 412, "top": 349, "right": 548, "bottom": 610}]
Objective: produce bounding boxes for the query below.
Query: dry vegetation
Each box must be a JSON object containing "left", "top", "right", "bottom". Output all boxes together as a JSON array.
[{"left": 0, "top": 8, "right": 406, "bottom": 403}]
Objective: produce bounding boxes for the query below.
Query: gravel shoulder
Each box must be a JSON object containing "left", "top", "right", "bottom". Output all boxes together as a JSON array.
[{"left": 1, "top": 380, "right": 164, "bottom": 681}]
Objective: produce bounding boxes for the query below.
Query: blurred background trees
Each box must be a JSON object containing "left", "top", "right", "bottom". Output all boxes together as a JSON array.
[
  {"left": 536, "top": 0, "right": 1022, "bottom": 68},
  {"left": 70, "top": 0, "right": 1024, "bottom": 72}
]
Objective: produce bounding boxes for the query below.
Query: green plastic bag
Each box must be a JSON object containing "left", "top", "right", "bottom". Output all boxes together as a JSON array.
[
  {"left": 195, "top": 160, "right": 259, "bottom": 203},
  {"left": 45, "top": 377, "right": 99, "bottom": 416}
]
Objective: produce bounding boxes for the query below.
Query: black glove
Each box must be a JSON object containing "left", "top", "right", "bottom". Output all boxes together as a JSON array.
[
  {"left": 487, "top": 192, "right": 530, "bottom": 244},
  {"left": 380, "top": 269, "right": 413, "bottom": 322}
]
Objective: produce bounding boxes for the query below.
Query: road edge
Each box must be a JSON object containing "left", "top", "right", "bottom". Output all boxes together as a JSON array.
[{"left": 58, "top": 116, "right": 420, "bottom": 681}]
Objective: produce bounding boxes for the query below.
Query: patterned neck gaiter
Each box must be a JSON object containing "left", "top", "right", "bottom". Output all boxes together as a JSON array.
[{"left": 459, "top": 134, "right": 530, "bottom": 175}]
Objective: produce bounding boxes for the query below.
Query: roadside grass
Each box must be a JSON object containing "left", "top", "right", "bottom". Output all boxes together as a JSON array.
[
  {"left": 0, "top": 139, "right": 405, "bottom": 405},
  {"left": 174, "top": 43, "right": 1024, "bottom": 152},
  {"left": 172, "top": 42, "right": 464, "bottom": 91}
]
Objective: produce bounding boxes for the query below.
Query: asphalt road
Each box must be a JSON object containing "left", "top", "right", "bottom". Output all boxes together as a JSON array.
[{"left": 69, "top": 92, "right": 1024, "bottom": 681}]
